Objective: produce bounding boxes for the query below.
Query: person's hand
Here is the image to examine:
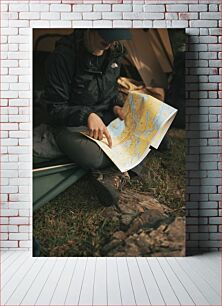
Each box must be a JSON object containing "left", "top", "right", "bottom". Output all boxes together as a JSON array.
[
  {"left": 87, "top": 113, "right": 112, "bottom": 148},
  {"left": 113, "top": 105, "right": 125, "bottom": 120}
]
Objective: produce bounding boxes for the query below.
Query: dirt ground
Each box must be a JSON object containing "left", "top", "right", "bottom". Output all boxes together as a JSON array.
[{"left": 33, "top": 128, "right": 186, "bottom": 257}]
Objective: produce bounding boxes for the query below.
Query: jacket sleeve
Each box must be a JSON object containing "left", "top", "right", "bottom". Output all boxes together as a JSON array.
[
  {"left": 112, "top": 95, "right": 124, "bottom": 108},
  {"left": 42, "top": 51, "right": 95, "bottom": 126}
]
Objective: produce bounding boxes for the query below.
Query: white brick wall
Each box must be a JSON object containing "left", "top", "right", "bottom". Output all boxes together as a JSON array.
[{"left": 1, "top": 0, "right": 221, "bottom": 254}]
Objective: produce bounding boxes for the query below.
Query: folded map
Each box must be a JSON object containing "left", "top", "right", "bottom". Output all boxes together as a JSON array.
[{"left": 82, "top": 91, "right": 177, "bottom": 172}]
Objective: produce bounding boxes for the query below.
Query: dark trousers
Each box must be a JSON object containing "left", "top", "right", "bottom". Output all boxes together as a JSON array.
[
  {"left": 54, "top": 126, "right": 143, "bottom": 175},
  {"left": 54, "top": 126, "right": 112, "bottom": 170}
]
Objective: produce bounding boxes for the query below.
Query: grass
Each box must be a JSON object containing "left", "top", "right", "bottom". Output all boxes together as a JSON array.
[
  {"left": 33, "top": 180, "right": 120, "bottom": 256},
  {"left": 33, "top": 128, "right": 185, "bottom": 256},
  {"left": 140, "top": 129, "right": 185, "bottom": 211}
]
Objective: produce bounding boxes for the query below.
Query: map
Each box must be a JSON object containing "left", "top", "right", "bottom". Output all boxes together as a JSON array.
[{"left": 82, "top": 92, "right": 177, "bottom": 172}]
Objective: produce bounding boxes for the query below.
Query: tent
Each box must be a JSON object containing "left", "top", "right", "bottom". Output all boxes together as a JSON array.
[{"left": 33, "top": 29, "right": 177, "bottom": 211}]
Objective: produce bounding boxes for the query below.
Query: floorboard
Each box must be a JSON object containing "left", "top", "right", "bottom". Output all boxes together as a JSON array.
[
  {"left": 157, "top": 257, "right": 195, "bottom": 305},
  {"left": 117, "top": 257, "right": 136, "bottom": 305},
  {"left": 78, "top": 257, "right": 96, "bottom": 306},
  {"left": 4, "top": 257, "right": 47, "bottom": 305},
  {"left": 126, "top": 257, "right": 150, "bottom": 305},
  {"left": 175, "top": 257, "right": 221, "bottom": 305},
  {"left": 64, "top": 257, "right": 87, "bottom": 305},
  {"left": 147, "top": 258, "right": 180, "bottom": 305},
  {"left": 21, "top": 258, "right": 57, "bottom": 305},
  {"left": 50, "top": 257, "right": 78, "bottom": 305},
  {"left": 195, "top": 252, "right": 220, "bottom": 274},
  {"left": 35, "top": 258, "right": 67, "bottom": 305},
  {"left": 107, "top": 257, "right": 122, "bottom": 306},
  {"left": 137, "top": 257, "right": 165, "bottom": 305},
  {"left": 1, "top": 251, "right": 220, "bottom": 306},
  {"left": 0, "top": 251, "right": 16, "bottom": 263},
  {"left": 1, "top": 253, "right": 30, "bottom": 290},
  {"left": 93, "top": 257, "right": 107, "bottom": 306},
  {"left": 177, "top": 256, "right": 220, "bottom": 295},
  {"left": 167, "top": 257, "right": 212, "bottom": 305},
  {"left": 2, "top": 251, "right": 23, "bottom": 274}
]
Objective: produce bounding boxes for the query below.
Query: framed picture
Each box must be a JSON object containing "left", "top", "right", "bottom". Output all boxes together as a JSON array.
[{"left": 33, "top": 28, "right": 186, "bottom": 257}]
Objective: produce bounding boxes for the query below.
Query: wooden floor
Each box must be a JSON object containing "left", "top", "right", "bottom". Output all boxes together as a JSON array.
[{"left": 1, "top": 251, "right": 221, "bottom": 306}]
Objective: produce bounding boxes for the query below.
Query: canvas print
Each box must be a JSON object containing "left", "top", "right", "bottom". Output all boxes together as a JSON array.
[{"left": 33, "top": 29, "right": 186, "bottom": 257}]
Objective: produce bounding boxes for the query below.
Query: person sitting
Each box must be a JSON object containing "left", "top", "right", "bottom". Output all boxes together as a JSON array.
[{"left": 41, "top": 29, "right": 133, "bottom": 207}]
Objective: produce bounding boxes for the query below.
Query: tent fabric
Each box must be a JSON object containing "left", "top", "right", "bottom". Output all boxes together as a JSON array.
[
  {"left": 124, "top": 29, "right": 174, "bottom": 89},
  {"left": 33, "top": 164, "right": 86, "bottom": 211},
  {"left": 34, "top": 29, "right": 174, "bottom": 90},
  {"left": 149, "top": 29, "right": 174, "bottom": 72}
]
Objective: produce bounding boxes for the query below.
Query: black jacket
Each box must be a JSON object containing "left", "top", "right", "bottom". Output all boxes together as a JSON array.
[{"left": 42, "top": 30, "right": 125, "bottom": 127}]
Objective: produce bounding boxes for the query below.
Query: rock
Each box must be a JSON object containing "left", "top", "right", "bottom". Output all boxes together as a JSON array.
[
  {"left": 165, "top": 217, "right": 185, "bottom": 238},
  {"left": 135, "top": 240, "right": 151, "bottom": 256},
  {"left": 119, "top": 188, "right": 171, "bottom": 215},
  {"left": 113, "top": 231, "right": 126, "bottom": 240},
  {"left": 99, "top": 186, "right": 185, "bottom": 257},
  {"left": 118, "top": 202, "right": 144, "bottom": 215},
  {"left": 101, "top": 239, "right": 123, "bottom": 255},
  {"left": 101, "top": 207, "right": 119, "bottom": 219},
  {"left": 139, "top": 216, "right": 185, "bottom": 256},
  {"left": 127, "top": 209, "right": 167, "bottom": 235},
  {"left": 124, "top": 244, "right": 141, "bottom": 256},
  {"left": 139, "top": 199, "right": 170, "bottom": 214},
  {"left": 120, "top": 212, "right": 140, "bottom": 230},
  {"left": 123, "top": 238, "right": 142, "bottom": 256},
  {"left": 164, "top": 217, "right": 185, "bottom": 254}
]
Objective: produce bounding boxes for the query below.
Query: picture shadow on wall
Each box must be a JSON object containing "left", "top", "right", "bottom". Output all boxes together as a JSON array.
[{"left": 186, "top": 34, "right": 208, "bottom": 255}]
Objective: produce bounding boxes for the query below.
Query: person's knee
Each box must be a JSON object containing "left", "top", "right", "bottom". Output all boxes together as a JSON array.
[
  {"left": 80, "top": 149, "right": 108, "bottom": 170},
  {"left": 55, "top": 131, "right": 110, "bottom": 170},
  {"left": 77, "top": 136, "right": 110, "bottom": 170}
]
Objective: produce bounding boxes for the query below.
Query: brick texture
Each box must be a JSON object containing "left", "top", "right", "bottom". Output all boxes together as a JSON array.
[{"left": 0, "top": 0, "right": 221, "bottom": 254}]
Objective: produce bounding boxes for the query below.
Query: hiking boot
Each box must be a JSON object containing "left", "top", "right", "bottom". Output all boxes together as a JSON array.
[{"left": 90, "top": 168, "right": 130, "bottom": 207}]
